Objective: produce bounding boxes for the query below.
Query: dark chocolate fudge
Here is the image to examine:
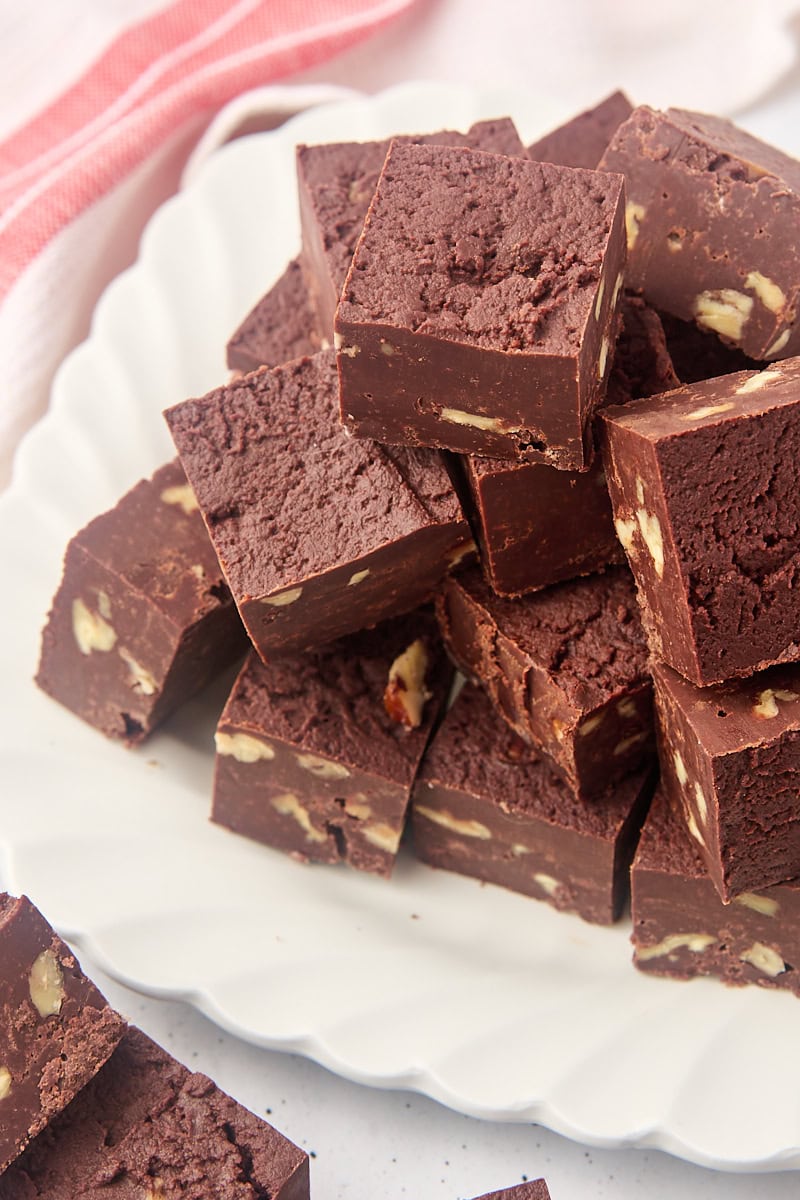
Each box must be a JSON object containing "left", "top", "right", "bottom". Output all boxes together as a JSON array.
[
  {"left": 528, "top": 89, "right": 633, "bottom": 169},
  {"left": 297, "top": 118, "right": 525, "bottom": 337},
  {"left": 0, "top": 895, "right": 125, "bottom": 1174},
  {"left": 36, "top": 459, "right": 247, "bottom": 745},
  {"left": 600, "top": 105, "right": 800, "bottom": 360},
  {"left": 469, "top": 1183, "right": 551, "bottom": 1200},
  {"left": 226, "top": 256, "right": 326, "bottom": 374},
  {"left": 0, "top": 1027, "right": 310, "bottom": 1199},
  {"left": 658, "top": 310, "right": 758, "bottom": 384},
  {"left": 165, "top": 350, "right": 473, "bottom": 659},
  {"left": 602, "top": 357, "right": 800, "bottom": 685},
  {"left": 436, "top": 566, "right": 654, "bottom": 797},
  {"left": 413, "top": 685, "right": 654, "bottom": 924},
  {"left": 653, "top": 658, "right": 800, "bottom": 902},
  {"left": 460, "top": 296, "right": 679, "bottom": 597},
  {"left": 632, "top": 789, "right": 800, "bottom": 996},
  {"left": 213, "top": 611, "right": 451, "bottom": 876},
  {"left": 336, "top": 142, "right": 626, "bottom": 468}
]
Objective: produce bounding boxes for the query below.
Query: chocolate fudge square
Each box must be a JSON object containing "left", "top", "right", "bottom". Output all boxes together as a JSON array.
[
  {"left": 528, "top": 88, "right": 633, "bottom": 169},
  {"left": 653, "top": 658, "right": 800, "bottom": 902},
  {"left": 600, "top": 106, "right": 800, "bottom": 360},
  {"left": 0, "top": 1027, "right": 309, "bottom": 1199},
  {"left": 36, "top": 459, "right": 247, "bottom": 745},
  {"left": 412, "top": 685, "right": 654, "bottom": 924},
  {"left": 460, "top": 296, "right": 679, "bottom": 597},
  {"left": 632, "top": 789, "right": 800, "bottom": 995},
  {"left": 297, "top": 118, "right": 525, "bottom": 337},
  {"left": 436, "top": 566, "right": 653, "bottom": 797},
  {"left": 213, "top": 612, "right": 451, "bottom": 876},
  {"left": 165, "top": 350, "right": 472, "bottom": 659},
  {"left": 602, "top": 358, "right": 800, "bottom": 685},
  {"left": 336, "top": 142, "right": 626, "bottom": 469},
  {"left": 470, "top": 1183, "right": 551, "bottom": 1200},
  {"left": 226, "top": 256, "right": 327, "bottom": 374},
  {"left": 0, "top": 895, "right": 125, "bottom": 1173}
]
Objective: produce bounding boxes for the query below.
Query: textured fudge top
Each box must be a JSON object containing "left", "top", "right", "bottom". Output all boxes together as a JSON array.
[
  {"left": 219, "top": 611, "right": 449, "bottom": 782},
  {"left": 606, "top": 295, "right": 679, "bottom": 405},
  {"left": 654, "top": 659, "right": 800, "bottom": 758},
  {"left": 527, "top": 89, "right": 632, "bottom": 169},
  {"left": 633, "top": 786, "right": 708, "bottom": 877},
  {"left": 471, "top": 1183, "right": 551, "bottom": 1200},
  {"left": 73, "top": 459, "right": 231, "bottom": 625},
  {"left": 663, "top": 107, "right": 800, "bottom": 187},
  {"left": 297, "top": 118, "right": 524, "bottom": 292},
  {"left": 445, "top": 565, "right": 650, "bottom": 710},
  {"left": 226, "top": 257, "right": 324, "bottom": 372},
  {"left": 419, "top": 683, "right": 646, "bottom": 831},
  {"left": 338, "top": 142, "right": 624, "bottom": 352},
  {"left": 2, "top": 1027, "right": 308, "bottom": 1199},
  {"left": 165, "top": 350, "right": 462, "bottom": 596}
]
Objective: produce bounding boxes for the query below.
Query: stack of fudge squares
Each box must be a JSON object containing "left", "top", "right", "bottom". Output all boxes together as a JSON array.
[{"left": 35, "top": 90, "right": 800, "bottom": 992}]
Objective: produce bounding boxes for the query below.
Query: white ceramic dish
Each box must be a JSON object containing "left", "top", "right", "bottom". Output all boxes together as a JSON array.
[{"left": 2, "top": 82, "right": 800, "bottom": 1175}]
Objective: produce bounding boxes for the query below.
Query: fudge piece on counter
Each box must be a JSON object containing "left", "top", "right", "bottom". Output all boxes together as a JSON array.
[
  {"left": 599, "top": 106, "right": 800, "bottom": 360},
  {"left": 412, "top": 685, "right": 654, "bottom": 924},
  {"left": 226, "top": 257, "right": 327, "bottom": 374},
  {"left": 602, "top": 358, "right": 800, "bottom": 685},
  {"left": 460, "top": 296, "right": 679, "bottom": 597},
  {"left": 653, "top": 658, "right": 800, "bottom": 903},
  {"left": 469, "top": 1182, "right": 551, "bottom": 1200},
  {"left": 436, "top": 566, "right": 653, "bottom": 798},
  {"left": 658, "top": 310, "right": 758, "bottom": 384},
  {"left": 297, "top": 118, "right": 525, "bottom": 337},
  {"left": 0, "top": 1027, "right": 310, "bottom": 1200},
  {"left": 165, "top": 350, "right": 473, "bottom": 659},
  {"left": 527, "top": 88, "right": 633, "bottom": 169},
  {"left": 36, "top": 459, "right": 248, "bottom": 745},
  {"left": 212, "top": 611, "right": 451, "bottom": 876},
  {"left": 0, "top": 895, "right": 126, "bottom": 1174},
  {"left": 632, "top": 789, "right": 800, "bottom": 995},
  {"left": 336, "top": 143, "right": 626, "bottom": 469}
]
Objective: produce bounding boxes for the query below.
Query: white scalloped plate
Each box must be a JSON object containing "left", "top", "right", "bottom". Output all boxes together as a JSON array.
[{"left": 2, "top": 82, "right": 800, "bottom": 1174}]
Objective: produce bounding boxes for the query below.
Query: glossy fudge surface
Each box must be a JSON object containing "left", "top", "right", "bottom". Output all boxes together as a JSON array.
[
  {"left": 527, "top": 88, "right": 632, "bottom": 169},
  {"left": 213, "top": 612, "right": 451, "bottom": 876},
  {"left": 632, "top": 790, "right": 800, "bottom": 996},
  {"left": 413, "top": 685, "right": 654, "bottom": 924},
  {"left": 35, "top": 459, "right": 247, "bottom": 745},
  {"left": 654, "top": 658, "right": 800, "bottom": 903},
  {"left": 165, "top": 350, "right": 472, "bottom": 658},
  {"left": 436, "top": 566, "right": 653, "bottom": 797},
  {"left": 0, "top": 895, "right": 125, "bottom": 1173},
  {"left": 226, "top": 256, "right": 326, "bottom": 373},
  {"left": 0, "top": 1028, "right": 310, "bottom": 1200},
  {"left": 336, "top": 142, "right": 626, "bottom": 468},
  {"left": 600, "top": 105, "right": 800, "bottom": 359},
  {"left": 602, "top": 358, "right": 800, "bottom": 685},
  {"left": 297, "top": 118, "right": 525, "bottom": 336}
]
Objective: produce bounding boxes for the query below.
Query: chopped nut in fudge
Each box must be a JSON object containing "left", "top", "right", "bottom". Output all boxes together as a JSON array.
[
  {"left": 336, "top": 142, "right": 626, "bottom": 469},
  {"left": 413, "top": 685, "right": 654, "bottom": 924},
  {"left": 0, "top": 894, "right": 126, "bottom": 1174},
  {"left": 226, "top": 256, "right": 327, "bottom": 374},
  {"left": 653, "top": 659, "right": 800, "bottom": 902},
  {"left": 436, "top": 566, "right": 654, "bottom": 797},
  {"left": 599, "top": 105, "right": 800, "bottom": 359},
  {"left": 602, "top": 357, "right": 800, "bottom": 685},
  {"left": 35, "top": 459, "right": 248, "bottom": 745},
  {"left": 165, "top": 349, "right": 473, "bottom": 659},
  {"left": 527, "top": 88, "right": 633, "bottom": 169},
  {"left": 212, "top": 611, "right": 451, "bottom": 876},
  {"left": 632, "top": 789, "right": 800, "bottom": 996}
]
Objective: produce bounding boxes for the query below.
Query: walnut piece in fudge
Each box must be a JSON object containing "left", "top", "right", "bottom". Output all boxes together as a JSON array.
[
  {"left": 600, "top": 106, "right": 800, "bottom": 360},
  {"left": 654, "top": 659, "right": 800, "bottom": 903},
  {"left": 0, "top": 1027, "right": 310, "bottom": 1200},
  {"left": 35, "top": 459, "right": 247, "bottom": 745},
  {"left": 226, "top": 256, "right": 327, "bottom": 374},
  {"left": 297, "top": 118, "right": 525, "bottom": 337},
  {"left": 165, "top": 350, "right": 472, "bottom": 659},
  {"left": 213, "top": 611, "right": 451, "bottom": 876},
  {"left": 336, "top": 142, "right": 626, "bottom": 469},
  {"left": 0, "top": 894, "right": 126, "bottom": 1173},
  {"left": 632, "top": 790, "right": 800, "bottom": 996},
  {"left": 602, "top": 358, "right": 800, "bottom": 685},
  {"left": 469, "top": 1182, "right": 551, "bottom": 1200},
  {"left": 412, "top": 685, "right": 654, "bottom": 925},
  {"left": 527, "top": 88, "right": 632, "bottom": 169},
  {"left": 436, "top": 566, "right": 654, "bottom": 798}
]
